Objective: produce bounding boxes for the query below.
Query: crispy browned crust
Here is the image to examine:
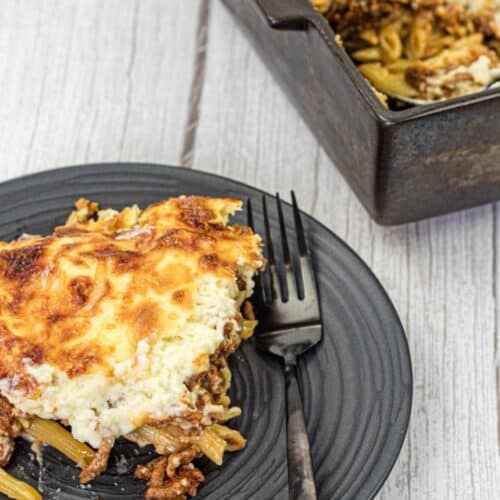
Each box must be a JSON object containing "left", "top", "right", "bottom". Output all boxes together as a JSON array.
[{"left": 0, "top": 197, "right": 261, "bottom": 388}]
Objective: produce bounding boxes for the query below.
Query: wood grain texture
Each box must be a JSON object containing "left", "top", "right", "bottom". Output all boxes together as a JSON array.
[
  {"left": 0, "top": 0, "right": 200, "bottom": 183},
  {"left": 181, "top": 0, "right": 211, "bottom": 167},
  {"left": 194, "top": 2, "right": 500, "bottom": 499},
  {"left": 0, "top": 0, "right": 497, "bottom": 498}
]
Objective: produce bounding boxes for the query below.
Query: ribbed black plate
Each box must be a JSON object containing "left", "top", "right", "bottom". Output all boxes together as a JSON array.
[{"left": 0, "top": 164, "right": 412, "bottom": 500}]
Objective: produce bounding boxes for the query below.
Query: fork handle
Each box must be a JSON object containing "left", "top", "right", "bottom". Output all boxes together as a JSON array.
[{"left": 285, "top": 362, "right": 318, "bottom": 500}]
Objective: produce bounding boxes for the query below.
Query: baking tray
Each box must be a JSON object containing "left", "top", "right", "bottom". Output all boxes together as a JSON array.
[{"left": 222, "top": 0, "right": 500, "bottom": 225}]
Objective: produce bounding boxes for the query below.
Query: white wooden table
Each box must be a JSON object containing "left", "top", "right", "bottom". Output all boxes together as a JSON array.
[{"left": 0, "top": 1, "right": 498, "bottom": 498}]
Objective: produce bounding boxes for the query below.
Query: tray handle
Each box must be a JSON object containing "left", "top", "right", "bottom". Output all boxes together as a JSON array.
[{"left": 255, "top": 0, "right": 318, "bottom": 31}]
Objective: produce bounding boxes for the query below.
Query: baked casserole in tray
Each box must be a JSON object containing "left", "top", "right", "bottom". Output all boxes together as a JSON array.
[
  {"left": 312, "top": 0, "right": 500, "bottom": 104},
  {"left": 223, "top": 0, "right": 500, "bottom": 224}
]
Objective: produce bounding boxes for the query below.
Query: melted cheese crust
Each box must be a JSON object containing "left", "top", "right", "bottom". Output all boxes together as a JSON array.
[{"left": 0, "top": 196, "right": 262, "bottom": 447}]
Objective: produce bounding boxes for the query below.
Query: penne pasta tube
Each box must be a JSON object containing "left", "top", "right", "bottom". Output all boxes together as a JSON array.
[
  {"left": 0, "top": 468, "right": 41, "bottom": 500},
  {"left": 128, "top": 425, "right": 186, "bottom": 455},
  {"left": 351, "top": 47, "right": 383, "bottom": 62},
  {"left": 218, "top": 406, "right": 242, "bottom": 423},
  {"left": 380, "top": 25, "right": 403, "bottom": 62},
  {"left": 359, "top": 29, "right": 379, "bottom": 46},
  {"left": 386, "top": 59, "right": 414, "bottom": 72},
  {"left": 194, "top": 428, "right": 226, "bottom": 466},
  {"left": 358, "top": 63, "right": 418, "bottom": 97},
  {"left": 405, "top": 12, "right": 432, "bottom": 60},
  {"left": 24, "top": 417, "right": 95, "bottom": 468},
  {"left": 211, "top": 424, "right": 247, "bottom": 452},
  {"left": 241, "top": 320, "right": 258, "bottom": 340}
]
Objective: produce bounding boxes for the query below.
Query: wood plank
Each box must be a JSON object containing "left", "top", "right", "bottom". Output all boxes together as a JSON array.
[
  {"left": 195, "top": 2, "right": 500, "bottom": 498},
  {"left": 0, "top": 0, "right": 200, "bottom": 182}
]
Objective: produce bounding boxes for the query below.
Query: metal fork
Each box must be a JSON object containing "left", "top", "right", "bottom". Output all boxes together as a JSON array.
[{"left": 247, "top": 192, "right": 322, "bottom": 500}]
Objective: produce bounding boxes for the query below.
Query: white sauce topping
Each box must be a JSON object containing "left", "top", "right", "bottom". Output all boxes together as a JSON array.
[{"left": 1, "top": 270, "right": 256, "bottom": 448}]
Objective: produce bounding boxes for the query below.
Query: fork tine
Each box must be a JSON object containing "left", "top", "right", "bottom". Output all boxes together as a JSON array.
[
  {"left": 291, "top": 191, "right": 318, "bottom": 302},
  {"left": 276, "top": 193, "right": 291, "bottom": 264},
  {"left": 291, "top": 191, "right": 308, "bottom": 256},
  {"left": 276, "top": 193, "right": 292, "bottom": 302},
  {"left": 262, "top": 195, "right": 278, "bottom": 302},
  {"left": 262, "top": 195, "right": 276, "bottom": 265},
  {"left": 246, "top": 197, "right": 254, "bottom": 230}
]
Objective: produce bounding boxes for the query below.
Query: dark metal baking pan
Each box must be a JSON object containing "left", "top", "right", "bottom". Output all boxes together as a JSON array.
[{"left": 222, "top": 0, "right": 500, "bottom": 225}]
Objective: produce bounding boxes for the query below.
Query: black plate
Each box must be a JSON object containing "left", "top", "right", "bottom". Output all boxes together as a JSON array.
[{"left": 0, "top": 164, "right": 412, "bottom": 500}]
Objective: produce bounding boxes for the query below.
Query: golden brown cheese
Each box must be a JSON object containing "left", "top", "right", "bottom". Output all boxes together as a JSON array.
[{"left": 0, "top": 196, "right": 261, "bottom": 400}]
